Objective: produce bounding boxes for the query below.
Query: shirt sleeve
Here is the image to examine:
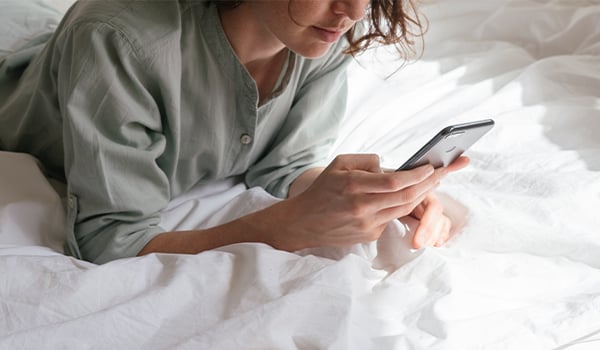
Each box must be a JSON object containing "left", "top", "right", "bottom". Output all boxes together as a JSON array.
[
  {"left": 56, "top": 22, "right": 170, "bottom": 264},
  {"left": 244, "top": 42, "right": 352, "bottom": 199}
]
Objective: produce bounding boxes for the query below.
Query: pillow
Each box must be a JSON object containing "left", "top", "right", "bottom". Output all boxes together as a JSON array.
[
  {"left": 44, "top": 0, "right": 76, "bottom": 13},
  {"left": 0, "top": 1, "right": 72, "bottom": 251},
  {"left": 0, "top": 0, "right": 67, "bottom": 55},
  {"left": 0, "top": 151, "right": 66, "bottom": 252},
  {"left": 0, "top": 0, "right": 75, "bottom": 78}
]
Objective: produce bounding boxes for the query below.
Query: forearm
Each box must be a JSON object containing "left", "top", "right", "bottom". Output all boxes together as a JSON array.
[
  {"left": 138, "top": 221, "right": 261, "bottom": 256},
  {"left": 138, "top": 167, "right": 324, "bottom": 257},
  {"left": 137, "top": 199, "right": 304, "bottom": 256}
]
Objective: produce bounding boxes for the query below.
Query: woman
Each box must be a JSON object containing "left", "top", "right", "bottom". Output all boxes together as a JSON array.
[{"left": 0, "top": 0, "right": 468, "bottom": 264}]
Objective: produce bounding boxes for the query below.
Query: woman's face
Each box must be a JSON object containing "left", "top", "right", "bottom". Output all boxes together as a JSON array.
[{"left": 248, "top": 0, "right": 370, "bottom": 58}]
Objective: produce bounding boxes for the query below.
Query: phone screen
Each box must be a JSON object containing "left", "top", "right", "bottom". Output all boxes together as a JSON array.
[{"left": 396, "top": 119, "right": 494, "bottom": 171}]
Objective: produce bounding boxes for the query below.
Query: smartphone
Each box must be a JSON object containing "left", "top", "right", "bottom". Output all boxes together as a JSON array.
[{"left": 396, "top": 119, "right": 495, "bottom": 171}]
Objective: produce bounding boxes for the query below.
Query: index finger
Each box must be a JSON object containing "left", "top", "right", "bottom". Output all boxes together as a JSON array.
[
  {"left": 428, "top": 156, "right": 471, "bottom": 181},
  {"left": 444, "top": 156, "right": 470, "bottom": 174},
  {"left": 350, "top": 164, "right": 435, "bottom": 194}
]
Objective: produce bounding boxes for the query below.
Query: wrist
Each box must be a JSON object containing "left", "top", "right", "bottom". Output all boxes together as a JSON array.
[
  {"left": 240, "top": 198, "right": 308, "bottom": 252},
  {"left": 288, "top": 167, "right": 324, "bottom": 198}
]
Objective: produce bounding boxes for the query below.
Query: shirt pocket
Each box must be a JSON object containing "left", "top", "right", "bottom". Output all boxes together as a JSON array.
[{"left": 63, "top": 193, "right": 83, "bottom": 259}]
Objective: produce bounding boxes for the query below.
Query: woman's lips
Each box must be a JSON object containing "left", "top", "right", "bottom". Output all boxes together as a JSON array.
[{"left": 312, "top": 26, "right": 344, "bottom": 43}]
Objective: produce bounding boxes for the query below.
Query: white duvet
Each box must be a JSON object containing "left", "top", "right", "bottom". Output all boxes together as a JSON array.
[{"left": 1, "top": 1, "right": 600, "bottom": 349}]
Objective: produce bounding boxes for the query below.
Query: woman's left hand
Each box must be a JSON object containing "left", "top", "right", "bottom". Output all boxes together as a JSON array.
[
  {"left": 392, "top": 156, "right": 469, "bottom": 249},
  {"left": 408, "top": 193, "right": 453, "bottom": 249}
]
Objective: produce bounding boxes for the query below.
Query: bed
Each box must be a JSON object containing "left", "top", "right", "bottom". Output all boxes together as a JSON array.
[{"left": 1, "top": 0, "right": 599, "bottom": 349}]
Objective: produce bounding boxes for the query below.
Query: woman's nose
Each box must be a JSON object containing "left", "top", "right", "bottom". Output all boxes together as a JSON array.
[{"left": 331, "top": 0, "right": 369, "bottom": 21}]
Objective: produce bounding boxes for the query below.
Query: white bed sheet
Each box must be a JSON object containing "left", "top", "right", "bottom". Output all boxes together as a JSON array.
[{"left": 1, "top": 0, "right": 600, "bottom": 349}]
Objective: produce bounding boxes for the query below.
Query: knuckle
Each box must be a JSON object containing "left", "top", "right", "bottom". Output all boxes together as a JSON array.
[
  {"left": 395, "top": 204, "right": 413, "bottom": 218},
  {"left": 383, "top": 175, "right": 399, "bottom": 190},
  {"left": 367, "top": 230, "right": 381, "bottom": 241},
  {"left": 399, "top": 187, "right": 420, "bottom": 203},
  {"left": 341, "top": 174, "right": 360, "bottom": 194},
  {"left": 356, "top": 220, "right": 372, "bottom": 234},
  {"left": 433, "top": 168, "right": 447, "bottom": 180},
  {"left": 331, "top": 155, "right": 346, "bottom": 167},
  {"left": 365, "top": 153, "right": 381, "bottom": 164},
  {"left": 356, "top": 221, "right": 380, "bottom": 241},
  {"left": 346, "top": 196, "right": 367, "bottom": 216}
]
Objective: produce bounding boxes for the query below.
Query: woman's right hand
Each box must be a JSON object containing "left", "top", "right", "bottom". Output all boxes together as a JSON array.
[
  {"left": 255, "top": 154, "right": 448, "bottom": 251},
  {"left": 140, "top": 154, "right": 466, "bottom": 258}
]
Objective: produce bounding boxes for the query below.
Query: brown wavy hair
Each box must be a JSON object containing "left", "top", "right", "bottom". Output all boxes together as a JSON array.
[{"left": 213, "top": 0, "right": 426, "bottom": 58}]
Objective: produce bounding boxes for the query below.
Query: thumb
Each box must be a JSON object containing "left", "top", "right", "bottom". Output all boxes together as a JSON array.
[{"left": 329, "top": 154, "right": 382, "bottom": 173}]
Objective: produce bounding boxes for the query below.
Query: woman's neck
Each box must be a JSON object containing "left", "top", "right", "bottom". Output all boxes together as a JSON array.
[
  {"left": 218, "top": 4, "right": 289, "bottom": 104},
  {"left": 218, "top": 3, "right": 286, "bottom": 69}
]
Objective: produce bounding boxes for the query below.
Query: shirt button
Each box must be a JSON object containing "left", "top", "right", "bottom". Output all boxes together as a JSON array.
[{"left": 240, "top": 133, "right": 253, "bottom": 145}]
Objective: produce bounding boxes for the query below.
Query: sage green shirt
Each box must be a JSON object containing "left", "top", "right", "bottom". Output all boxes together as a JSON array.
[{"left": 0, "top": 0, "right": 351, "bottom": 263}]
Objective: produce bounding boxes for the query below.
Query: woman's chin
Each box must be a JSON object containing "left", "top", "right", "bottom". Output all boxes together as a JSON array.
[{"left": 293, "top": 44, "right": 334, "bottom": 59}]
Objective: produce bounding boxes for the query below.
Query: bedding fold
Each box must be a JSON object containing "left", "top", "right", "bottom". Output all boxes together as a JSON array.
[{"left": 1, "top": 0, "right": 599, "bottom": 349}]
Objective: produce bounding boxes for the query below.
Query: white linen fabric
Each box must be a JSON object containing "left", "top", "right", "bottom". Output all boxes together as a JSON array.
[
  {"left": 1, "top": 0, "right": 600, "bottom": 349},
  {"left": 0, "top": 151, "right": 65, "bottom": 252}
]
